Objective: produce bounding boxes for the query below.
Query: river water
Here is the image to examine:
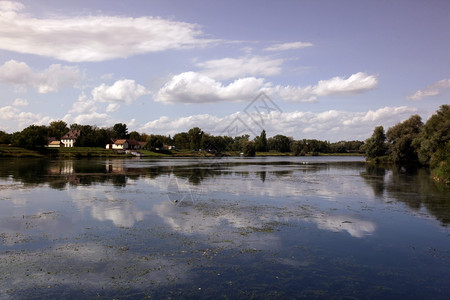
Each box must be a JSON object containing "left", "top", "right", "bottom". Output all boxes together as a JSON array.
[{"left": 0, "top": 156, "right": 449, "bottom": 299}]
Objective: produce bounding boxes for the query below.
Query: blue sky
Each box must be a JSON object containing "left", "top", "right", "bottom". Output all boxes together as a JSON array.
[{"left": 0, "top": 0, "right": 449, "bottom": 141}]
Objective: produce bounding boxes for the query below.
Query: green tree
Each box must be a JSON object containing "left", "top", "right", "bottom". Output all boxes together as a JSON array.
[
  {"left": 146, "top": 135, "right": 164, "bottom": 151},
  {"left": 254, "top": 130, "right": 268, "bottom": 152},
  {"left": 48, "top": 120, "right": 68, "bottom": 139},
  {"left": 11, "top": 125, "right": 47, "bottom": 148},
  {"left": 0, "top": 130, "right": 11, "bottom": 144},
  {"left": 188, "top": 127, "right": 203, "bottom": 150},
  {"left": 386, "top": 114, "right": 423, "bottom": 163},
  {"left": 413, "top": 105, "right": 450, "bottom": 165},
  {"left": 173, "top": 132, "right": 190, "bottom": 149},
  {"left": 363, "top": 126, "right": 388, "bottom": 161},
  {"left": 267, "top": 135, "right": 291, "bottom": 152},
  {"left": 232, "top": 135, "right": 249, "bottom": 151},
  {"left": 129, "top": 131, "right": 141, "bottom": 141},
  {"left": 242, "top": 141, "right": 256, "bottom": 157},
  {"left": 113, "top": 123, "right": 128, "bottom": 139}
]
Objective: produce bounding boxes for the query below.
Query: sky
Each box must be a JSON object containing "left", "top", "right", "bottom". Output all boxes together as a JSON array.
[{"left": 0, "top": 0, "right": 449, "bottom": 141}]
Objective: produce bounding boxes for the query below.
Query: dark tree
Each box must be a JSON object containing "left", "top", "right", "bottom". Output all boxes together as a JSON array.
[
  {"left": 0, "top": 130, "right": 11, "bottom": 144},
  {"left": 11, "top": 125, "right": 47, "bottom": 148},
  {"left": 113, "top": 123, "right": 128, "bottom": 139},
  {"left": 173, "top": 132, "right": 190, "bottom": 150},
  {"left": 48, "top": 120, "right": 68, "bottom": 139},
  {"left": 129, "top": 131, "right": 141, "bottom": 141},
  {"left": 242, "top": 141, "right": 256, "bottom": 157},
  {"left": 362, "top": 126, "right": 388, "bottom": 161},
  {"left": 386, "top": 114, "right": 423, "bottom": 163},
  {"left": 254, "top": 130, "right": 268, "bottom": 152},
  {"left": 146, "top": 135, "right": 164, "bottom": 151},
  {"left": 188, "top": 127, "right": 203, "bottom": 150},
  {"left": 413, "top": 105, "right": 450, "bottom": 165},
  {"left": 267, "top": 135, "right": 291, "bottom": 152}
]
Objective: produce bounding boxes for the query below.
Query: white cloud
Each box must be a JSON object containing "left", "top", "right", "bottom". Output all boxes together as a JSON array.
[
  {"left": 0, "top": 105, "right": 52, "bottom": 131},
  {"left": 0, "top": 3, "right": 215, "bottom": 62},
  {"left": 264, "top": 41, "right": 313, "bottom": 51},
  {"left": 272, "top": 72, "right": 378, "bottom": 102},
  {"left": 0, "top": 60, "right": 79, "bottom": 93},
  {"left": 0, "top": 1, "right": 23, "bottom": 12},
  {"left": 106, "top": 103, "right": 120, "bottom": 112},
  {"left": 407, "top": 79, "right": 450, "bottom": 100},
  {"left": 63, "top": 111, "right": 111, "bottom": 126},
  {"left": 196, "top": 56, "right": 283, "bottom": 80},
  {"left": 155, "top": 72, "right": 266, "bottom": 104},
  {"left": 12, "top": 98, "right": 28, "bottom": 107},
  {"left": 92, "top": 79, "right": 149, "bottom": 104},
  {"left": 156, "top": 71, "right": 378, "bottom": 104},
  {"left": 140, "top": 106, "right": 417, "bottom": 141}
]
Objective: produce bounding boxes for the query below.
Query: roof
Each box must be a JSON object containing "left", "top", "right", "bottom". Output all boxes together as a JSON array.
[
  {"left": 114, "top": 139, "right": 128, "bottom": 145},
  {"left": 62, "top": 130, "right": 81, "bottom": 139},
  {"left": 48, "top": 140, "right": 62, "bottom": 145}
]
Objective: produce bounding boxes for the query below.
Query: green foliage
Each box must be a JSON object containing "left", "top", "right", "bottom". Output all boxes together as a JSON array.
[
  {"left": 129, "top": 131, "right": 141, "bottom": 141},
  {"left": 173, "top": 132, "right": 190, "bottom": 150},
  {"left": 0, "top": 130, "right": 11, "bottom": 144},
  {"left": 242, "top": 141, "right": 256, "bottom": 157},
  {"left": 267, "top": 134, "right": 292, "bottom": 152},
  {"left": 431, "top": 142, "right": 450, "bottom": 183},
  {"left": 188, "top": 127, "right": 203, "bottom": 150},
  {"left": 254, "top": 130, "right": 268, "bottom": 152},
  {"left": 362, "top": 126, "right": 387, "bottom": 161},
  {"left": 386, "top": 115, "right": 423, "bottom": 164},
  {"left": 232, "top": 135, "right": 249, "bottom": 151},
  {"left": 201, "top": 134, "right": 228, "bottom": 153},
  {"left": 48, "top": 120, "right": 68, "bottom": 139},
  {"left": 73, "top": 125, "right": 111, "bottom": 147},
  {"left": 113, "top": 123, "right": 128, "bottom": 139},
  {"left": 414, "top": 105, "right": 450, "bottom": 165},
  {"left": 11, "top": 125, "right": 48, "bottom": 149},
  {"left": 146, "top": 134, "right": 164, "bottom": 150}
]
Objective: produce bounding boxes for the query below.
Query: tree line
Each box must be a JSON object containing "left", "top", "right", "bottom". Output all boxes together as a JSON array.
[
  {"left": 0, "top": 121, "right": 364, "bottom": 155},
  {"left": 363, "top": 105, "right": 450, "bottom": 182}
]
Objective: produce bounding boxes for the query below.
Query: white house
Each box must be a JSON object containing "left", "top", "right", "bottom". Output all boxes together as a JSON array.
[
  {"left": 106, "top": 139, "right": 142, "bottom": 150},
  {"left": 61, "top": 130, "right": 81, "bottom": 147}
]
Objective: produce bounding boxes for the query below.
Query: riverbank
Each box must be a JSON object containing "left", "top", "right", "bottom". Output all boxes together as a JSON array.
[{"left": 0, "top": 145, "right": 363, "bottom": 158}]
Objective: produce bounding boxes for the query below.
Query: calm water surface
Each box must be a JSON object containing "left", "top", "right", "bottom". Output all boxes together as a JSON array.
[{"left": 0, "top": 156, "right": 449, "bottom": 299}]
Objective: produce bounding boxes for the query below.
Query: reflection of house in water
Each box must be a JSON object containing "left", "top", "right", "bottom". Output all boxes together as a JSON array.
[
  {"left": 47, "top": 161, "right": 80, "bottom": 185},
  {"left": 48, "top": 161, "right": 74, "bottom": 175},
  {"left": 105, "top": 160, "right": 126, "bottom": 173}
]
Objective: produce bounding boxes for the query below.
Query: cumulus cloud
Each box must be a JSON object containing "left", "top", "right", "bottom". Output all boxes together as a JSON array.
[
  {"left": 92, "top": 79, "right": 149, "bottom": 104},
  {"left": 63, "top": 111, "right": 111, "bottom": 127},
  {"left": 0, "top": 105, "right": 52, "bottom": 131},
  {"left": 272, "top": 72, "right": 378, "bottom": 102},
  {"left": 106, "top": 103, "right": 120, "bottom": 112},
  {"left": 0, "top": 2, "right": 215, "bottom": 62},
  {"left": 12, "top": 98, "right": 28, "bottom": 107},
  {"left": 156, "top": 71, "right": 378, "bottom": 104},
  {"left": 264, "top": 41, "right": 313, "bottom": 51},
  {"left": 407, "top": 79, "right": 450, "bottom": 100},
  {"left": 0, "top": 60, "right": 79, "bottom": 93},
  {"left": 196, "top": 56, "right": 283, "bottom": 80},
  {"left": 140, "top": 106, "right": 417, "bottom": 141},
  {"left": 155, "top": 72, "right": 266, "bottom": 104}
]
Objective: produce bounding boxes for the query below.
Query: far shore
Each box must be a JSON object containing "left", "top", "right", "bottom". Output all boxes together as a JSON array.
[{"left": 0, "top": 145, "right": 364, "bottom": 159}]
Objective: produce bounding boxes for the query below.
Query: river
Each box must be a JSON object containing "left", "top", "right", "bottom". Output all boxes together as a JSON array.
[{"left": 0, "top": 156, "right": 449, "bottom": 299}]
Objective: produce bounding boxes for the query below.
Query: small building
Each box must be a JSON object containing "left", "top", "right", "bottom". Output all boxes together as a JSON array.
[
  {"left": 48, "top": 140, "right": 64, "bottom": 148},
  {"left": 106, "top": 139, "right": 142, "bottom": 151},
  {"left": 111, "top": 139, "right": 129, "bottom": 150},
  {"left": 61, "top": 130, "right": 81, "bottom": 147}
]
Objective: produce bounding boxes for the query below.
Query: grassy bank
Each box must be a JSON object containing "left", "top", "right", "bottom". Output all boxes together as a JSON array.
[{"left": 0, "top": 145, "right": 364, "bottom": 159}]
